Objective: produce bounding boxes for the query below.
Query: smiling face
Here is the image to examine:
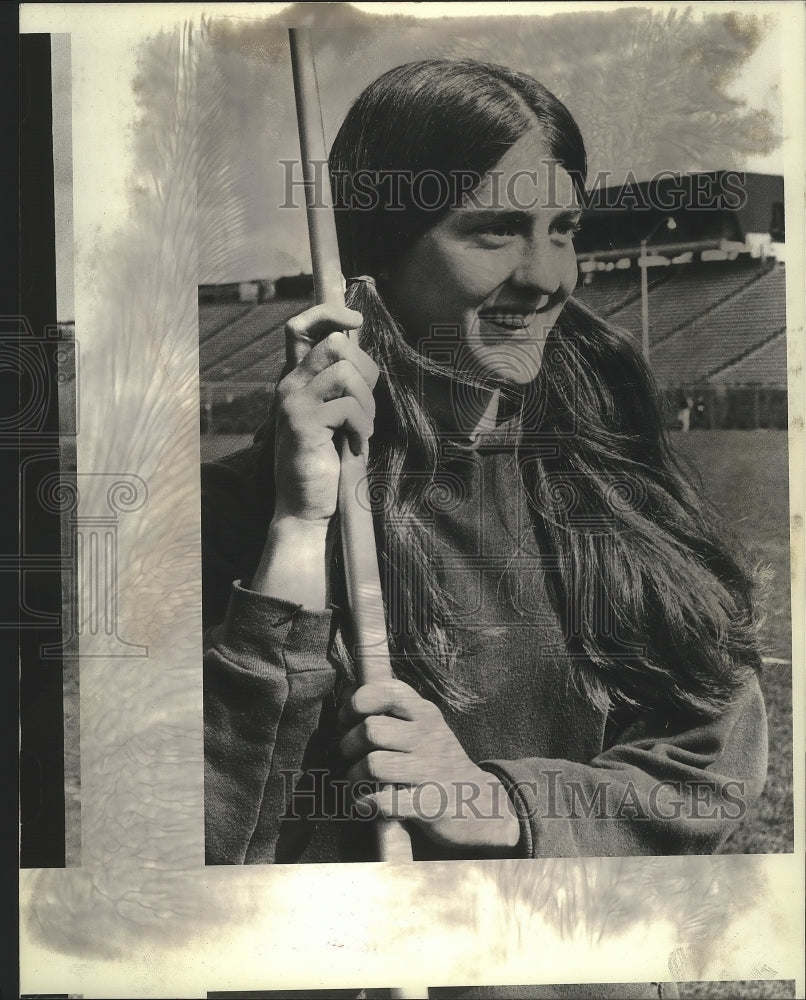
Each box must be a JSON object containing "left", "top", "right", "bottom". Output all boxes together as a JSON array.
[{"left": 383, "top": 131, "right": 581, "bottom": 388}]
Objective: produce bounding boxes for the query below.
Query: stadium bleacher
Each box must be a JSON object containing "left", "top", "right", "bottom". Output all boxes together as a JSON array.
[
  {"left": 711, "top": 330, "right": 788, "bottom": 388},
  {"left": 198, "top": 303, "right": 252, "bottom": 343},
  {"left": 650, "top": 264, "right": 786, "bottom": 386},
  {"left": 594, "top": 259, "right": 770, "bottom": 347},
  {"left": 573, "top": 269, "right": 645, "bottom": 317},
  {"left": 200, "top": 297, "right": 311, "bottom": 382},
  {"left": 199, "top": 259, "right": 788, "bottom": 429}
]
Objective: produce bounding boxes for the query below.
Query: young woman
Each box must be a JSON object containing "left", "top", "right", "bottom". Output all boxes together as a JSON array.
[{"left": 202, "top": 59, "right": 767, "bottom": 866}]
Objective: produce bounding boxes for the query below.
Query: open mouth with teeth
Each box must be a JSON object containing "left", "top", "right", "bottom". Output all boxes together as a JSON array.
[
  {"left": 478, "top": 295, "right": 553, "bottom": 333},
  {"left": 480, "top": 313, "right": 536, "bottom": 330}
]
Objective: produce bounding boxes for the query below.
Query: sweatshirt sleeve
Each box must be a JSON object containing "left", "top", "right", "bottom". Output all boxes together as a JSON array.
[
  {"left": 204, "top": 581, "right": 338, "bottom": 865},
  {"left": 480, "top": 675, "right": 768, "bottom": 857}
]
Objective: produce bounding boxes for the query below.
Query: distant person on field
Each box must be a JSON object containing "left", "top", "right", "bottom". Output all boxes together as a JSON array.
[{"left": 676, "top": 389, "right": 693, "bottom": 433}]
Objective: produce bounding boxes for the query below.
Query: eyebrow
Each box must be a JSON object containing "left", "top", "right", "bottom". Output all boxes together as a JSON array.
[{"left": 456, "top": 208, "right": 583, "bottom": 225}]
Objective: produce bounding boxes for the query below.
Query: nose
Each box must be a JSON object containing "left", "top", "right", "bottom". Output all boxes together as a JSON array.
[{"left": 510, "top": 235, "right": 566, "bottom": 296}]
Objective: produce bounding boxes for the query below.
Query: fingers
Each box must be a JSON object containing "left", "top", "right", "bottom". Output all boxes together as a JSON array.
[
  {"left": 307, "top": 360, "right": 377, "bottom": 419},
  {"left": 339, "top": 714, "right": 416, "bottom": 762},
  {"left": 278, "top": 331, "right": 379, "bottom": 437},
  {"left": 347, "top": 750, "right": 418, "bottom": 787},
  {"left": 286, "top": 303, "right": 363, "bottom": 343},
  {"left": 339, "top": 679, "right": 437, "bottom": 727},
  {"left": 313, "top": 398, "right": 371, "bottom": 458},
  {"left": 296, "top": 330, "right": 379, "bottom": 390},
  {"left": 272, "top": 309, "right": 379, "bottom": 524},
  {"left": 285, "top": 310, "right": 379, "bottom": 389},
  {"left": 279, "top": 348, "right": 378, "bottom": 457},
  {"left": 351, "top": 784, "right": 449, "bottom": 822},
  {"left": 339, "top": 681, "right": 444, "bottom": 786},
  {"left": 352, "top": 785, "right": 419, "bottom": 821},
  {"left": 285, "top": 304, "right": 363, "bottom": 367}
]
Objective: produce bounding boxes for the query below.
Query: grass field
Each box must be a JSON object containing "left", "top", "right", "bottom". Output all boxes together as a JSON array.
[
  {"left": 671, "top": 431, "right": 794, "bottom": 855},
  {"left": 676, "top": 981, "right": 795, "bottom": 999},
  {"left": 199, "top": 429, "right": 796, "bottom": 856}
]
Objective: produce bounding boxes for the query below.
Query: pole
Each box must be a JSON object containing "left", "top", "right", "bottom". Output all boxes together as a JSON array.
[
  {"left": 640, "top": 238, "right": 650, "bottom": 363},
  {"left": 289, "top": 31, "right": 423, "bottom": 997},
  {"left": 287, "top": 30, "right": 345, "bottom": 309},
  {"left": 287, "top": 28, "right": 415, "bottom": 872}
]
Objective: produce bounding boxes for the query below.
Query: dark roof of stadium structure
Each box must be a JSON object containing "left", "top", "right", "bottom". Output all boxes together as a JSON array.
[{"left": 573, "top": 172, "right": 783, "bottom": 258}]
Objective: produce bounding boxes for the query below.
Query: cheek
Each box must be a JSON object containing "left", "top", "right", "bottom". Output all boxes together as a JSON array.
[
  {"left": 395, "top": 251, "right": 485, "bottom": 327},
  {"left": 393, "top": 242, "right": 451, "bottom": 303},
  {"left": 420, "top": 245, "right": 484, "bottom": 307}
]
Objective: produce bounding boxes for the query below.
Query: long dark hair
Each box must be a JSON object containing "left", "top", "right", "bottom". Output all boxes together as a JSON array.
[
  {"left": 266, "top": 59, "right": 761, "bottom": 717},
  {"left": 329, "top": 59, "right": 588, "bottom": 276}
]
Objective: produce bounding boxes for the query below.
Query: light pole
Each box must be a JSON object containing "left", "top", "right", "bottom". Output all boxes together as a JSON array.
[
  {"left": 640, "top": 237, "right": 650, "bottom": 363},
  {"left": 639, "top": 216, "right": 676, "bottom": 363}
]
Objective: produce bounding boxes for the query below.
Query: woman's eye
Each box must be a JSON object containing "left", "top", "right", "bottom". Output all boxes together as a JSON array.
[
  {"left": 477, "top": 224, "right": 518, "bottom": 241},
  {"left": 552, "top": 220, "right": 582, "bottom": 238}
]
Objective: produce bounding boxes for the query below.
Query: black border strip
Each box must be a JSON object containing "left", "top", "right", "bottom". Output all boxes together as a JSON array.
[{"left": 19, "top": 31, "right": 66, "bottom": 871}]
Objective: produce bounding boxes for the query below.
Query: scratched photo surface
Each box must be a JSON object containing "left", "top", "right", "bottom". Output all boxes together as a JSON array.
[{"left": 18, "top": 4, "right": 804, "bottom": 1000}]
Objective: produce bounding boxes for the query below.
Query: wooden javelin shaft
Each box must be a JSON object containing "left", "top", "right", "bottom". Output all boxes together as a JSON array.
[{"left": 288, "top": 28, "right": 414, "bottom": 867}]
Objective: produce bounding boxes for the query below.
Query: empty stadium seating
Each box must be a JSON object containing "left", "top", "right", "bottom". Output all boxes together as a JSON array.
[
  {"left": 650, "top": 265, "right": 786, "bottom": 385},
  {"left": 198, "top": 258, "right": 788, "bottom": 430},
  {"left": 575, "top": 258, "right": 771, "bottom": 345},
  {"left": 198, "top": 303, "right": 252, "bottom": 343},
  {"left": 200, "top": 297, "right": 312, "bottom": 380},
  {"left": 573, "top": 269, "right": 644, "bottom": 317},
  {"left": 711, "top": 330, "right": 788, "bottom": 387},
  {"left": 606, "top": 259, "right": 768, "bottom": 346}
]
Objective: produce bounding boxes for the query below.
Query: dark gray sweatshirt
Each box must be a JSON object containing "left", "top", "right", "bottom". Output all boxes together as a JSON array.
[{"left": 202, "top": 441, "right": 767, "bottom": 866}]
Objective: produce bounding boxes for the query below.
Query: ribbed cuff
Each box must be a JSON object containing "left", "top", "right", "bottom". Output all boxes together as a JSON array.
[
  {"left": 220, "top": 580, "right": 334, "bottom": 673},
  {"left": 479, "top": 759, "right": 536, "bottom": 859}
]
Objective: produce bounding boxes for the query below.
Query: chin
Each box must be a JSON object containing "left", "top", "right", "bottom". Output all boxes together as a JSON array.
[{"left": 468, "top": 342, "right": 546, "bottom": 386}]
